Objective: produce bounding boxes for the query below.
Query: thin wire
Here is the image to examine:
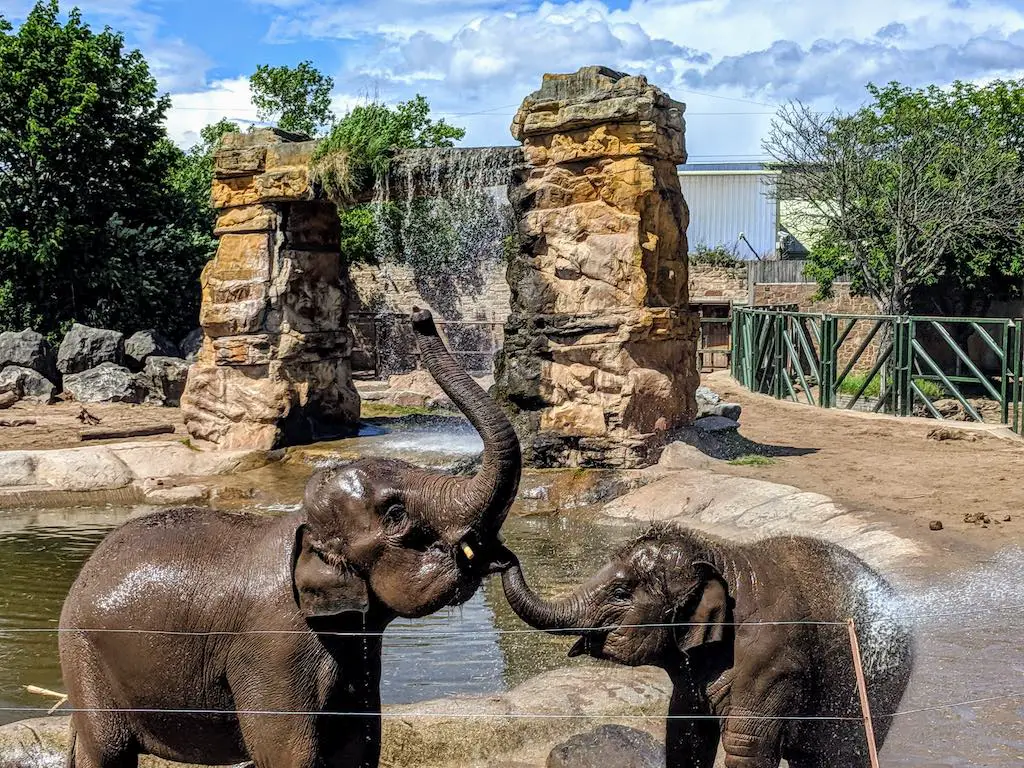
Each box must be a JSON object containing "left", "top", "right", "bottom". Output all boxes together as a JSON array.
[
  {"left": 3, "top": 692, "right": 1021, "bottom": 720},
  {"left": 2, "top": 605, "right": 1019, "bottom": 637}
]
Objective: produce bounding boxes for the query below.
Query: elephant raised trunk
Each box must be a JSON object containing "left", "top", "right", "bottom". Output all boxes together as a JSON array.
[
  {"left": 411, "top": 307, "right": 521, "bottom": 541},
  {"left": 501, "top": 558, "right": 590, "bottom": 631}
]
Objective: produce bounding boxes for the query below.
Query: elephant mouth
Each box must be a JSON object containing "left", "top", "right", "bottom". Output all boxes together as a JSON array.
[{"left": 567, "top": 630, "right": 609, "bottom": 659}]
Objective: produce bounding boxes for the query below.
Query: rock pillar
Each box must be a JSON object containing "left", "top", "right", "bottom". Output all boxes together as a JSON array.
[
  {"left": 181, "top": 129, "right": 359, "bottom": 450},
  {"left": 496, "top": 67, "right": 699, "bottom": 468}
]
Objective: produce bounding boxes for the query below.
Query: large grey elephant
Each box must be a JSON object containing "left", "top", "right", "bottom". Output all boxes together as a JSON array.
[
  {"left": 499, "top": 524, "right": 914, "bottom": 768},
  {"left": 58, "top": 308, "right": 521, "bottom": 768}
]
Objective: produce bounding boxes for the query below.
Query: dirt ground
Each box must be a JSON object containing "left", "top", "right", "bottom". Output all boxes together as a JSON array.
[
  {"left": 0, "top": 400, "right": 186, "bottom": 450},
  {"left": 703, "top": 370, "right": 1024, "bottom": 550}
]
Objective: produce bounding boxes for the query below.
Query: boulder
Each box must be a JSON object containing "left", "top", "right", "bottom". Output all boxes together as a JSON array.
[
  {"left": 139, "top": 356, "right": 191, "bottom": 406},
  {"left": 63, "top": 362, "right": 144, "bottom": 404},
  {"left": 0, "top": 390, "right": 17, "bottom": 409},
  {"left": 693, "top": 415, "right": 740, "bottom": 433},
  {"left": 0, "top": 365, "right": 56, "bottom": 404},
  {"left": 709, "top": 402, "right": 741, "bottom": 421},
  {"left": 695, "top": 385, "right": 721, "bottom": 410},
  {"left": 547, "top": 725, "right": 664, "bottom": 768},
  {"left": 179, "top": 328, "right": 204, "bottom": 361},
  {"left": 125, "top": 330, "right": 180, "bottom": 370},
  {"left": 57, "top": 323, "right": 124, "bottom": 374},
  {"left": 0, "top": 329, "right": 58, "bottom": 382}
]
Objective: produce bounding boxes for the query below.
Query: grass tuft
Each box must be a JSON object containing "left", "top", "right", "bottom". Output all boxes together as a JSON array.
[{"left": 727, "top": 454, "right": 778, "bottom": 466}]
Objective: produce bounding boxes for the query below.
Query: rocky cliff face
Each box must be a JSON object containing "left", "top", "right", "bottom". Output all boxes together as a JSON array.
[
  {"left": 496, "top": 66, "right": 699, "bottom": 468},
  {"left": 181, "top": 129, "right": 359, "bottom": 450}
]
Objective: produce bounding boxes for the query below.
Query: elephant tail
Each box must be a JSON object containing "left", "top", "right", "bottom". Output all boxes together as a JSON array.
[{"left": 65, "top": 722, "right": 76, "bottom": 768}]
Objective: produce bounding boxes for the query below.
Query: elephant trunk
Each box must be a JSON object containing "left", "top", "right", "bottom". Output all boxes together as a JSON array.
[
  {"left": 501, "top": 559, "right": 589, "bottom": 631},
  {"left": 411, "top": 308, "right": 521, "bottom": 539}
]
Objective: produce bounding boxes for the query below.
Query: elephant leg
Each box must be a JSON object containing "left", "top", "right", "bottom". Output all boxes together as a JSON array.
[
  {"left": 666, "top": 685, "right": 720, "bottom": 768},
  {"left": 70, "top": 716, "right": 138, "bottom": 768}
]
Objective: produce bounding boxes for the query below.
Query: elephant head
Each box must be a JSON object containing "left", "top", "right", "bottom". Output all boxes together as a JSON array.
[
  {"left": 500, "top": 526, "right": 734, "bottom": 667},
  {"left": 293, "top": 308, "right": 522, "bottom": 620}
]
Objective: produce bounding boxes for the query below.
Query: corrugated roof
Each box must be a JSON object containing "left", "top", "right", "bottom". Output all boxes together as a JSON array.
[{"left": 679, "top": 162, "right": 770, "bottom": 172}]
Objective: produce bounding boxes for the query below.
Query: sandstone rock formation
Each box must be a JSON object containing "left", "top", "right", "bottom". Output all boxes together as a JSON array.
[
  {"left": 180, "top": 129, "right": 359, "bottom": 450},
  {"left": 497, "top": 66, "right": 699, "bottom": 468}
]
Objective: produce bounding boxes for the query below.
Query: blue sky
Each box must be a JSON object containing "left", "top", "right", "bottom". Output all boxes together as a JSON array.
[{"left": 6, "top": 0, "right": 1024, "bottom": 158}]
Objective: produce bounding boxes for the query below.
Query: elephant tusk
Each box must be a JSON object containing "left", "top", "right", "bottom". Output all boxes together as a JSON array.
[{"left": 461, "top": 543, "right": 475, "bottom": 560}]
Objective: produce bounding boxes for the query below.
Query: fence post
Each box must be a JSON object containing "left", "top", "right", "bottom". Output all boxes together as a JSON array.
[
  {"left": 819, "top": 314, "right": 836, "bottom": 409},
  {"left": 773, "top": 312, "right": 785, "bottom": 400},
  {"left": 846, "top": 619, "right": 882, "bottom": 768},
  {"left": 731, "top": 310, "right": 740, "bottom": 380},
  {"left": 1015, "top": 319, "right": 1023, "bottom": 435}
]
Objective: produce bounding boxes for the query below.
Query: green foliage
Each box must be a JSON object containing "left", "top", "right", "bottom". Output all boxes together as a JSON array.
[
  {"left": 838, "top": 373, "right": 945, "bottom": 401},
  {"left": 249, "top": 61, "right": 334, "bottom": 137},
  {"left": 768, "top": 80, "right": 1024, "bottom": 316},
  {"left": 727, "top": 455, "right": 777, "bottom": 466},
  {"left": 0, "top": 1, "right": 215, "bottom": 340},
  {"left": 311, "top": 95, "right": 465, "bottom": 204},
  {"left": 689, "top": 243, "right": 744, "bottom": 267}
]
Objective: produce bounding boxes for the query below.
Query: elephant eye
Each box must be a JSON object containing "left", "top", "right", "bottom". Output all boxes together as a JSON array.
[{"left": 382, "top": 503, "right": 408, "bottom": 532}]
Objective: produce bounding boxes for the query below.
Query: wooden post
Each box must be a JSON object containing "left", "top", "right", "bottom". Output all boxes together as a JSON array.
[{"left": 847, "top": 618, "right": 881, "bottom": 768}]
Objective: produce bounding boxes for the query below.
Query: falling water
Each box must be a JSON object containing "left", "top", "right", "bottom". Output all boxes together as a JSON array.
[{"left": 365, "top": 147, "right": 525, "bottom": 377}]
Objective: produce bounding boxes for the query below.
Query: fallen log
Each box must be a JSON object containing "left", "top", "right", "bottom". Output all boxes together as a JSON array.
[
  {"left": 0, "top": 418, "right": 36, "bottom": 427},
  {"left": 79, "top": 424, "right": 176, "bottom": 441}
]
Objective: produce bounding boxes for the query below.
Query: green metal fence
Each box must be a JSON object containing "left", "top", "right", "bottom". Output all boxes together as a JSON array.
[{"left": 732, "top": 307, "right": 1024, "bottom": 434}]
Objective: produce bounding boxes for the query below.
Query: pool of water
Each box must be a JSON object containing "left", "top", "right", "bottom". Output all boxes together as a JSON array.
[
  {"left": 0, "top": 507, "right": 632, "bottom": 726},
  {"left": 0, "top": 503, "right": 1020, "bottom": 766}
]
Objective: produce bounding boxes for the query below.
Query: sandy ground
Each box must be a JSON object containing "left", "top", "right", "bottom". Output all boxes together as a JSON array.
[
  {"left": 0, "top": 400, "right": 186, "bottom": 450},
  {"left": 702, "top": 370, "right": 1024, "bottom": 550}
]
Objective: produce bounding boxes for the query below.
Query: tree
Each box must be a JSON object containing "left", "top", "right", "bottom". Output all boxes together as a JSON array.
[
  {"left": 765, "top": 81, "right": 1024, "bottom": 316},
  {"left": 0, "top": 1, "right": 217, "bottom": 340},
  {"left": 250, "top": 61, "right": 335, "bottom": 137}
]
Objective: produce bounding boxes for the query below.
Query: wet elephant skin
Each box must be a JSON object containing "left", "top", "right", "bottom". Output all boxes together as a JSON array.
[
  {"left": 57, "top": 309, "right": 522, "bottom": 768},
  {"left": 501, "top": 523, "right": 915, "bottom": 768}
]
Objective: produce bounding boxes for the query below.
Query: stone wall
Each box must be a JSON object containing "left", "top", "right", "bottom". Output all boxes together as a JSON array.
[
  {"left": 753, "top": 282, "right": 880, "bottom": 374},
  {"left": 496, "top": 67, "right": 699, "bottom": 469},
  {"left": 689, "top": 261, "right": 748, "bottom": 304},
  {"left": 181, "top": 129, "right": 359, "bottom": 450}
]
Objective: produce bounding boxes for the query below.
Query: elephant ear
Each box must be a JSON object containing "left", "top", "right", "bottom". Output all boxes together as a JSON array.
[
  {"left": 672, "top": 560, "right": 733, "bottom": 653},
  {"left": 291, "top": 524, "right": 369, "bottom": 618}
]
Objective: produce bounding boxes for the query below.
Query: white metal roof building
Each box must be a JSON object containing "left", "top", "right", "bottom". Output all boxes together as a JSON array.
[{"left": 678, "top": 163, "right": 779, "bottom": 260}]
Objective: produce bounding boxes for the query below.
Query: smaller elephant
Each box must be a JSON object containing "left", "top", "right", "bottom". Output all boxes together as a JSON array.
[{"left": 500, "top": 524, "right": 914, "bottom": 768}]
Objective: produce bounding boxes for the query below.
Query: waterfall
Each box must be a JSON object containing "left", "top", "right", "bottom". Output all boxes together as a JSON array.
[{"left": 364, "top": 147, "right": 525, "bottom": 377}]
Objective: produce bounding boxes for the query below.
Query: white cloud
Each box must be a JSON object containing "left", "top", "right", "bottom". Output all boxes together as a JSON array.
[{"left": 165, "top": 77, "right": 258, "bottom": 147}]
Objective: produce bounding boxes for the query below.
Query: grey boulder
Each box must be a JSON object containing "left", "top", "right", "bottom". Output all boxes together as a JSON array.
[
  {"left": 547, "top": 725, "right": 664, "bottom": 768},
  {"left": 125, "top": 330, "right": 180, "bottom": 371},
  {"left": 709, "top": 402, "right": 742, "bottom": 421},
  {"left": 179, "top": 328, "right": 204, "bottom": 361},
  {"left": 693, "top": 415, "right": 740, "bottom": 432},
  {"left": 0, "top": 365, "right": 56, "bottom": 404},
  {"left": 57, "top": 323, "right": 124, "bottom": 374},
  {"left": 0, "top": 329, "right": 58, "bottom": 382},
  {"left": 139, "top": 356, "right": 190, "bottom": 406},
  {"left": 695, "top": 384, "right": 721, "bottom": 409},
  {"left": 63, "top": 362, "right": 144, "bottom": 404}
]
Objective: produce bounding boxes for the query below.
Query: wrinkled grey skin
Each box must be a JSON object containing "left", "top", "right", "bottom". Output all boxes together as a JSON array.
[
  {"left": 500, "top": 524, "right": 914, "bottom": 768},
  {"left": 58, "top": 308, "right": 521, "bottom": 768}
]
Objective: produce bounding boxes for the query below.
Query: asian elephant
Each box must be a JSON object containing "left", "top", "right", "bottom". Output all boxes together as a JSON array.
[
  {"left": 58, "top": 308, "right": 521, "bottom": 768},
  {"left": 499, "top": 524, "right": 914, "bottom": 768}
]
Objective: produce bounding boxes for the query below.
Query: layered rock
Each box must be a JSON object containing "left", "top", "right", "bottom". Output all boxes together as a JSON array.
[
  {"left": 139, "top": 356, "right": 190, "bottom": 406},
  {"left": 180, "top": 129, "right": 359, "bottom": 450},
  {"left": 497, "top": 66, "right": 699, "bottom": 468}
]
